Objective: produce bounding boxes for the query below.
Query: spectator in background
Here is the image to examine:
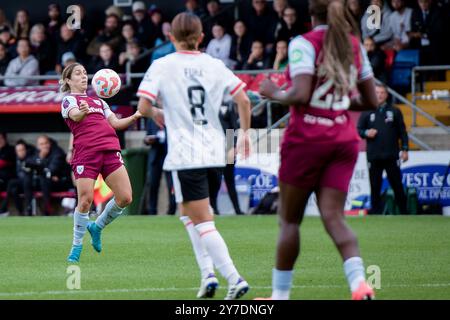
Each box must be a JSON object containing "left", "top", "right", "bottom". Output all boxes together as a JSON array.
[
  {"left": 364, "top": 37, "right": 387, "bottom": 82},
  {"left": 143, "top": 119, "right": 176, "bottom": 216},
  {"left": 361, "top": 0, "right": 393, "bottom": 45},
  {"left": 230, "top": 20, "right": 252, "bottom": 70},
  {"left": 409, "top": 0, "right": 446, "bottom": 65},
  {"left": 0, "top": 8, "right": 13, "bottom": 33},
  {"left": 149, "top": 7, "right": 164, "bottom": 44},
  {"left": 0, "top": 27, "right": 16, "bottom": 58},
  {"left": 45, "top": 4, "right": 62, "bottom": 41},
  {"left": 273, "top": 0, "right": 289, "bottom": 20},
  {"left": 206, "top": 23, "right": 233, "bottom": 68},
  {"left": 4, "top": 38, "right": 39, "bottom": 86},
  {"left": 385, "top": 0, "right": 412, "bottom": 51},
  {"left": 0, "top": 132, "right": 15, "bottom": 193},
  {"left": 357, "top": 83, "right": 408, "bottom": 215},
  {"left": 105, "top": 5, "right": 124, "bottom": 21},
  {"left": 202, "top": 0, "right": 232, "bottom": 46},
  {"left": 0, "top": 42, "right": 11, "bottom": 85},
  {"left": 0, "top": 140, "right": 36, "bottom": 216},
  {"left": 243, "top": 40, "right": 270, "bottom": 70},
  {"left": 184, "top": 0, "right": 207, "bottom": 20},
  {"left": 119, "top": 22, "right": 139, "bottom": 53},
  {"left": 132, "top": 1, "right": 156, "bottom": 49},
  {"left": 151, "top": 22, "right": 176, "bottom": 63},
  {"left": 276, "top": 6, "right": 306, "bottom": 42},
  {"left": 245, "top": 0, "right": 278, "bottom": 52},
  {"left": 23, "top": 135, "right": 72, "bottom": 216},
  {"left": 119, "top": 40, "right": 148, "bottom": 76},
  {"left": 55, "top": 24, "right": 83, "bottom": 73},
  {"left": 348, "top": 0, "right": 363, "bottom": 31},
  {"left": 30, "top": 24, "right": 55, "bottom": 74},
  {"left": 272, "top": 39, "right": 288, "bottom": 70},
  {"left": 89, "top": 43, "right": 119, "bottom": 73},
  {"left": 61, "top": 51, "right": 77, "bottom": 69},
  {"left": 14, "top": 9, "right": 30, "bottom": 39},
  {"left": 86, "top": 14, "right": 122, "bottom": 57}
]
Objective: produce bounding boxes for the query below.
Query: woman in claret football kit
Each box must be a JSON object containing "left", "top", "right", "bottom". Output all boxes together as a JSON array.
[{"left": 59, "top": 63, "right": 142, "bottom": 262}]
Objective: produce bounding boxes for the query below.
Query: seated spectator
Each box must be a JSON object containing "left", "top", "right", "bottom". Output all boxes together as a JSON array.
[
  {"left": 0, "top": 140, "right": 36, "bottom": 216},
  {"left": 0, "top": 8, "right": 13, "bottom": 33},
  {"left": 86, "top": 14, "right": 122, "bottom": 57},
  {"left": 202, "top": 0, "right": 233, "bottom": 46},
  {"left": 119, "top": 40, "right": 148, "bottom": 74},
  {"left": 151, "top": 22, "right": 176, "bottom": 63},
  {"left": 0, "top": 26, "right": 17, "bottom": 58},
  {"left": 364, "top": 37, "right": 387, "bottom": 82},
  {"left": 244, "top": 0, "right": 278, "bottom": 52},
  {"left": 132, "top": 1, "right": 156, "bottom": 49},
  {"left": 45, "top": 4, "right": 63, "bottom": 41},
  {"left": 230, "top": 20, "right": 252, "bottom": 70},
  {"left": 409, "top": 0, "right": 446, "bottom": 65},
  {"left": 384, "top": 0, "right": 412, "bottom": 51},
  {"left": 0, "top": 132, "right": 15, "bottom": 192},
  {"left": 206, "top": 23, "right": 233, "bottom": 68},
  {"left": 243, "top": 40, "right": 270, "bottom": 70},
  {"left": 55, "top": 24, "right": 83, "bottom": 73},
  {"left": 276, "top": 6, "right": 306, "bottom": 42},
  {"left": 272, "top": 39, "right": 288, "bottom": 70},
  {"left": 184, "top": 0, "right": 207, "bottom": 20},
  {"left": 348, "top": 0, "right": 363, "bottom": 30},
  {"left": 361, "top": 0, "right": 393, "bottom": 45},
  {"left": 30, "top": 24, "right": 55, "bottom": 74},
  {"left": 14, "top": 9, "right": 30, "bottom": 39},
  {"left": 22, "top": 135, "right": 72, "bottom": 216},
  {"left": 105, "top": 5, "right": 124, "bottom": 21},
  {"left": 88, "top": 43, "right": 119, "bottom": 73},
  {"left": 4, "top": 38, "right": 39, "bottom": 86},
  {"left": 119, "top": 22, "right": 139, "bottom": 53},
  {"left": 0, "top": 42, "right": 11, "bottom": 85},
  {"left": 149, "top": 7, "right": 164, "bottom": 44},
  {"left": 273, "top": 0, "right": 288, "bottom": 20},
  {"left": 61, "top": 51, "right": 77, "bottom": 69}
]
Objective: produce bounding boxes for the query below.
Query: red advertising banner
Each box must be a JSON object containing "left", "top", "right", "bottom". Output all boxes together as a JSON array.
[{"left": 0, "top": 86, "right": 64, "bottom": 113}]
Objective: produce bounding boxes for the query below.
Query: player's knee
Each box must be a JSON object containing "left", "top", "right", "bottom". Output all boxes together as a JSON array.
[
  {"left": 78, "top": 194, "right": 93, "bottom": 212},
  {"left": 116, "top": 193, "right": 132, "bottom": 208}
]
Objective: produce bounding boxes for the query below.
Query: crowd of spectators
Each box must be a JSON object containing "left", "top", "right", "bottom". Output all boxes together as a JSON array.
[{"left": 0, "top": 0, "right": 449, "bottom": 86}]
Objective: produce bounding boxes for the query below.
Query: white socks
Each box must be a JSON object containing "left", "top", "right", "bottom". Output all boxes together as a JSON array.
[
  {"left": 179, "top": 216, "right": 214, "bottom": 279},
  {"left": 73, "top": 210, "right": 89, "bottom": 246},
  {"left": 343, "top": 256, "right": 366, "bottom": 292},
  {"left": 272, "top": 268, "right": 293, "bottom": 300},
  {"left": 95, "top": 198, "right": 125, "bottom": 229},
  {"left": 195, "top": 221, "right": 240, "bottom": 285}
]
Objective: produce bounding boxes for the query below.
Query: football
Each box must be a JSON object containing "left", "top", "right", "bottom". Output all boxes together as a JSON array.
[{"left": 92, "top": 68, "right": 122, "bottom": 98}]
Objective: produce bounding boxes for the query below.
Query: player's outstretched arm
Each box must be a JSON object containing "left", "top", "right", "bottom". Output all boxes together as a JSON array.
[
  {"left": 259, "top": 74, "right": 313, "bottom": 106},
  {"left": 107, "top": 110, "right": 142, "bottom": 131},
  {"left": 350, "top": 77, "right": 378, "bottom": 111},
  {"left": 137, "top": 97, "right": 165, "bottom": 128}
]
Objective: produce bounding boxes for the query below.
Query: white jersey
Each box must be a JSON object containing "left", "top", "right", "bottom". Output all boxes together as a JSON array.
[{"left": 137, "top": 51, "right": 246, "bottom": 171}]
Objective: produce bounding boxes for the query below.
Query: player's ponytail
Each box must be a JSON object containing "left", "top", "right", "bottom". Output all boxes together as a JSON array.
[
  {"left": 322, "top": 0, "right": 355, "bottom": 96},
  {"left": 59, "top": 63, "right": 82, "bottom": 93}
]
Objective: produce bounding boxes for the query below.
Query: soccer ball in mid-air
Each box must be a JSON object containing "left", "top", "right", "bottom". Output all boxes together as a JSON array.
[{"left": 92, "top": 68, "right": 122, "bottom": 98}]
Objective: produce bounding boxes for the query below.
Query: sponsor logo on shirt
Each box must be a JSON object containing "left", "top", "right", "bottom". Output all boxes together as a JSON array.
[
  {"left": 370, "top": 113, "right": 376, "bottom": 122},
  {"left": 386, "top": 111, "right": 394, "bottom": 122},
  {"left": 88, "top": 107, "right": 103, "bottom": 113},
  {"left": 63, "top": 99, "right": 71, "bottom": 109},
  {"left": 290, "top": 49, "right": 303, "bottom": 63}
]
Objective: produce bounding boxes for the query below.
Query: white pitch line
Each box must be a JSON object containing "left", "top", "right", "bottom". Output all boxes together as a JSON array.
[{"left": 1, "top": 283, "right": 450, "bottom": 297}]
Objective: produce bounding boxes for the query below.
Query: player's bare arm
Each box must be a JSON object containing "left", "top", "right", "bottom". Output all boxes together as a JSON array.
[
  {"left": 233, "top": 89, "right": 252, "bottom": 159},
  {"left": 137, "top": 97, "right": 165, "bottom": 128},
  {"left": 107, "top": 110, "right": 142, "bottom": 131},
  {"left": 68, "top": 100, "right": 90, "bottom": 122},
  {"left": 259, "top": 74, "right": 313, "bottom": 106},
  {"left": 349, "top": 77, "right": 378, "bottom": 111}
]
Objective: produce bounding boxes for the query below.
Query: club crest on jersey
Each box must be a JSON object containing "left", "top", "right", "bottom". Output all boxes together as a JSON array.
[
  {"left": 370, "top": 113, "right": 375, "bottom": 122},
  {"left": 386, "top": 111, "right": 394, "bottom": 122},
  {"left": 76, "top": 165, "right": 84, "bottom": 174},
  {"left": 93, "top": 100, "right": 102, "bottom": 106}
]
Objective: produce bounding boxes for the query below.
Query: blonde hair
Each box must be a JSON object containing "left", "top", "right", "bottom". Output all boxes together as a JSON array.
[
  {"left": 309, "top": 0, "right": 358, "bottom": 96},
  {"left": 59, "top": 63, "right": 83, "bottom": 93}
]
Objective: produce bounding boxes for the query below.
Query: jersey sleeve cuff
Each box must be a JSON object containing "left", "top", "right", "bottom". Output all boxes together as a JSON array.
[
  {"left": 62, "top": 105, "right": 78, "bottom": 119},
  {"left": 290, "top": 67, "right": 315, "bottom": 78},
  {"left": 230, "top": 82, "right": 246, "bottom": 97},
  {"left": 137, "top": 89, "right": 158, "bottom": 103}
]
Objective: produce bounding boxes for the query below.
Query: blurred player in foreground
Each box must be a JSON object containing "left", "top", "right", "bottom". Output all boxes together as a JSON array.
[
  {"left": 137, "top": 13, "right": 252, "bottom": 300},
  {"left": 60, "top": 63, "right": 142, "bottom": 262},
  {"left": 258, "top": 0, "right": 378, "bottom": 300}
]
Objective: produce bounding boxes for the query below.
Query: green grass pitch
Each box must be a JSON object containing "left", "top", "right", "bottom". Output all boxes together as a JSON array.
[{"left": 0, "top": 215, "right": 449, "bottom": 300}]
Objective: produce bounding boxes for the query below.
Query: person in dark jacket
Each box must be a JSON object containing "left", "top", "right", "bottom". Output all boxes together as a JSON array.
[
  {"left": 0, "top": 132, "right": 16, "bottom": 192},
  {"left": 143, "top": 119, "right": 176, "bottom": 215},
  {"left": 357, "top": 83, "right": 409, "bottom": 215},
  {"left": 22, "top": 135, "right": 72, "bottom": 215},
  {"left": 0, "top": 140, "right": 35, "bottom": 215}
]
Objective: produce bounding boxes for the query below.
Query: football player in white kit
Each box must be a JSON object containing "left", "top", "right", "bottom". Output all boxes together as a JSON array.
[{"left": 137, "top": 12, "right": 252, "bottom": 300}]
